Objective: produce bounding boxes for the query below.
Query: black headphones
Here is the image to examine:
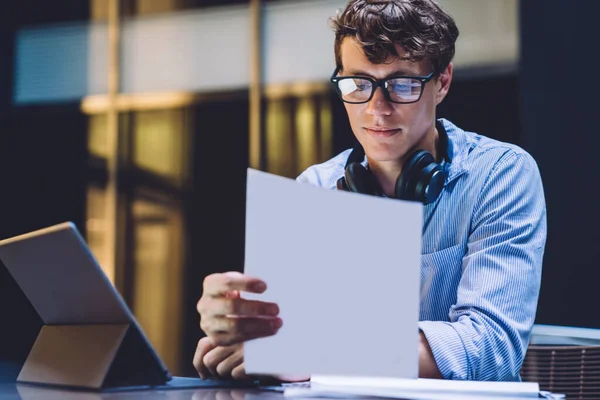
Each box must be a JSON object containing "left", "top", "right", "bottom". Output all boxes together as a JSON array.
[{"left": 336, "top": 120, "right": 450, "bottom": 205}]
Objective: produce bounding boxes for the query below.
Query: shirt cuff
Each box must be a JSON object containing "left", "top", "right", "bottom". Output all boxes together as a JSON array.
[{"left": 419, "top": 320, "right": 477, "bottom": 380}]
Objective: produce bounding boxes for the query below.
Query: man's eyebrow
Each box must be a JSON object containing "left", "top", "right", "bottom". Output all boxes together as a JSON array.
[{"left": 344, "top": 69, "right": 421, "bottom": 78}]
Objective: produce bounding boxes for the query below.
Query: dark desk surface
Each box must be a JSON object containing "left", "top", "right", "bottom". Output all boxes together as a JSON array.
[
  {"left": 0, "top": 384, "right": 286, "bottom": 400},
  {"left": 0, "top": 382, "right": 557, "bottom": 400},
  {"left": 2, "top": 383, "right": 560, "bottom": 400}
]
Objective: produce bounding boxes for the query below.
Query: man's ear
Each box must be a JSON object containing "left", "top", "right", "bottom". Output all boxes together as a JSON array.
[{"left": 435, "top": 62, "right": 453, "bottom": 106}]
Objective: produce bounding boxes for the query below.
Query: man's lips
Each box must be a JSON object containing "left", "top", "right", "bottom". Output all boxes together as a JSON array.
[{"left": 364, "top": 127, "right": 401, "bottom": 136}]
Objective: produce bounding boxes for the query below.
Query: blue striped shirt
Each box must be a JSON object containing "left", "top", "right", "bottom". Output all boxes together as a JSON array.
[{"left": 296, "top": 118, "right": 547, "bottom": 381}]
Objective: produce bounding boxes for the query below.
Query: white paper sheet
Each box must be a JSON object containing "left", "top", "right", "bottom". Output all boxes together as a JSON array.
[
  {"left": 243, "top": 168, "right": 423, "bottom": 378},
  {"left": 288, "top": 375, "right": 541, "bottom": 399},
  {"left": 284, "top": 386, "right": 539, "bottom": 400}
]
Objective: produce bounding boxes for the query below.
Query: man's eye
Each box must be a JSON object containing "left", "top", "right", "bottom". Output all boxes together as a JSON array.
[
  {"left": 356, "top": 84, "right": 369, "bottom": 91},
  {"left": 391, "top": 83, "right": 410, "bottom": 92}
]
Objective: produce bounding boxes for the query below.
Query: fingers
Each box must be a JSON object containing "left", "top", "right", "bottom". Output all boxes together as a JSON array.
[
  {"left": 215, "top": 347, "right": 244, "bottom": 378},
  {"left": 193, "top": 337, "right": 216, "bottom": 379},
  {"left": 231, "top": 363, "right": 247, "bottom": 380},
  {"left": 203, "top": 272, "right": 267, "bottom": 298},
  {"left": 198, "top": 296, "right": 280, "bottom": 318},
  {"left": 201, "top": 317, "right": 282, "bottom": 346},
  {"left": 204, "top": 345, "right": 236, "bottom": 377},
  {"left": 202, "top": 344, "right": 245, "bottom": 380},
  {"left": 198, "top": 272, "right": 281, "bottom": 346}
]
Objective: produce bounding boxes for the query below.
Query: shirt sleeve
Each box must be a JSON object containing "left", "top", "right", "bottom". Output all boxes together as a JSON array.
[
  {"left": 296, "top": 169, "right": 314, "bottom": 184},
  {"left": 419, "top": 150, "right": 547, "bottom": 381},
  {"left": 295, "top": 164, "right": 334, "bottom": 188}
]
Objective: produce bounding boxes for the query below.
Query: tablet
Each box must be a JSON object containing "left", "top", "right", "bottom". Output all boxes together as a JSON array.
[{"left": 0, "top": 222, "right": 171, "bottom": 385}]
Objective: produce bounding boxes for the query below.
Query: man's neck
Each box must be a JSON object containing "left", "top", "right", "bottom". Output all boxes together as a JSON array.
[
  {"left": 368, "top": 161, "right": 402, "bottom": 197},
  {"left": 367, "top": 125, "right": 440, "bottom": 197}
]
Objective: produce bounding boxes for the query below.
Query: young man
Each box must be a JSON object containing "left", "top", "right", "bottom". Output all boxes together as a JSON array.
[{"left": 194, "top": 0, "right": 546, "bottom": 381}]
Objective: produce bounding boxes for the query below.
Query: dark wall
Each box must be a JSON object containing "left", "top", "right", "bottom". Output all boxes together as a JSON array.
[
  {"left": 0, "top": 106, "right": 88, "bottom": 238},
  {"left": 0, "top": 0, "right": 90, "bottom": 238},
  {"left": 0, "top": 0, "right": 90, "bottom": 381},
  {"left": 12, "top": 0, "right": 89, "bottom": 25},
  {"left": 520, "top": 1, "right": 600, "bottom": 328},
  {"left": 439, "top": 70, "right": 520, "bottom": 146},
  {"left": 180, "top": 97, "right": 250, "bottom": 376}
]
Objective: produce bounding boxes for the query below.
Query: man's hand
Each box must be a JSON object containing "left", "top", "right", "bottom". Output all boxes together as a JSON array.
[
  {"left": 193, "top": 336, "right": 311, "bottom": 382},
  {"left": 193, "top": 337, "right": 246, "bottom": 379},
  {"left": 197, "top": 272, "right": 282, "bottom": 346}
]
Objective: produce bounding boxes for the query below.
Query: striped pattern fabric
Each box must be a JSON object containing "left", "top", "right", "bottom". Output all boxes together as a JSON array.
[{"left": 297, "top": 118, "right": 547, "bottom": 381}]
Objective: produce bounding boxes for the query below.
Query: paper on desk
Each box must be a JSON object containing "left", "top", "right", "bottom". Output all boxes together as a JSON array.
[
  {"left": 243, "top": 168, "right": 423, "bottom": 378},
  {"left": 284, "top": 375, "right": 541, "bottom": 399}
]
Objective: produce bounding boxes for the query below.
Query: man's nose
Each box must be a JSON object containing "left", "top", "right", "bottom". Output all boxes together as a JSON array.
[{"left": 366, "top": 86, "right": 393, "bottom": 116}]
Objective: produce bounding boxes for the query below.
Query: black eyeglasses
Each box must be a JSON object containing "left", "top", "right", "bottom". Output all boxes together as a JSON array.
[{"left": 330, "top": 67, "right": 435, "bottom": 104}]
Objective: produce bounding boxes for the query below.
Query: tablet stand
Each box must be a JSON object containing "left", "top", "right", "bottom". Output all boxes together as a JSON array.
[{"left": 17, "top": 324, "right": 168, "bottom": 390}]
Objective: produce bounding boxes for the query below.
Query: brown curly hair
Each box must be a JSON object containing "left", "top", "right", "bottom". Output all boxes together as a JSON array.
[{"left": 331, "top": 0, "right": 459, "bottom": 75}]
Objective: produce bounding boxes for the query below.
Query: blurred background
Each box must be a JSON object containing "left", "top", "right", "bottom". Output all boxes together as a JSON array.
[{"left": 0, "top": 0, "right": 598, "bottom": 378}]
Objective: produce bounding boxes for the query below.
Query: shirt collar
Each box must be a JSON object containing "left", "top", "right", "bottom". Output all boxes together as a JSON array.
[{"left": 437, "top": 118, "right": 468, "bottom": 185}]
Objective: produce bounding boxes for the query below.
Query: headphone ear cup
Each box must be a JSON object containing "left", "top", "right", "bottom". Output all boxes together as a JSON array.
[
  {"left": 395, "top": 150, "right": 436, "bottom": 202},
  {"left": 336, "top": 176, "right": 349, "bottom": 191},
  {"left": 415, "top": 163, "right": 446, "bottom": 204},
  {"left": 344, "top": 162, "right": 383, "bottom": 196}
]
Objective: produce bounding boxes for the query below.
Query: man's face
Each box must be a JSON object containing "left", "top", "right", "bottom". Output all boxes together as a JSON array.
[{"left": 338, "top": 37, "right": 452, "bottom": 164}]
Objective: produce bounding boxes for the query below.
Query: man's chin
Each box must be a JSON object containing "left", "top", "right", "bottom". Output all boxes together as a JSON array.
[{"left": 363, "top": 150, "right": 404, "bottom": 164}]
